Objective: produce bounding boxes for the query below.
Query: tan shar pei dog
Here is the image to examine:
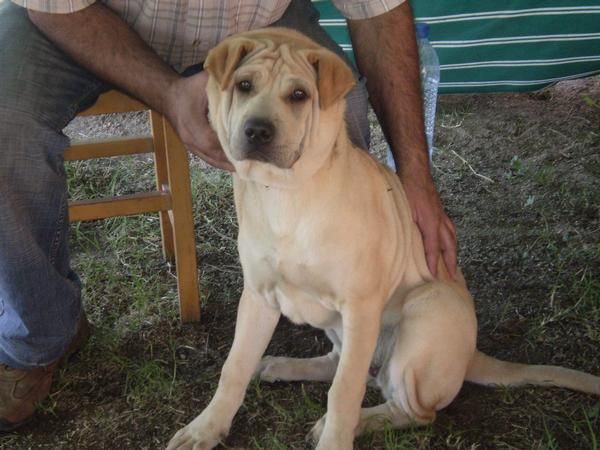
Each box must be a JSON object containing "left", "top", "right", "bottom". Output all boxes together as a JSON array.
[{"left": 167, "top": 28, "right": 600, "bottom": 450}]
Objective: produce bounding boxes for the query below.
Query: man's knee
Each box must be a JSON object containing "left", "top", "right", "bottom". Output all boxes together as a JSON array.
[
  {"left": 0, "top": 107, "right": 69, "bottom": 174},
  {"left": 0, "top": 108, "right": 70, "bottom": 224}
]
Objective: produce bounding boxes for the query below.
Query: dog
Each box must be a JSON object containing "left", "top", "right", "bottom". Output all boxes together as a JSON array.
[{"left": 166, "top": 28, "right": 600, "bottom": 450}]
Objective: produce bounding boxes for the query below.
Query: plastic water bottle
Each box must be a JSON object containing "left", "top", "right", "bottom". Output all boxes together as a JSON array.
[
  {"left": 387, "top": 22, "right": 440, "bottom": 168},
  {"left": 416, "top": 22, "right": 440, "bottom": 160}
]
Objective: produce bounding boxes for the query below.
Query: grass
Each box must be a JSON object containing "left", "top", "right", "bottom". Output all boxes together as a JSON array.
[{"left": 52, "top": 155, "right": 600, "bottom": 450}]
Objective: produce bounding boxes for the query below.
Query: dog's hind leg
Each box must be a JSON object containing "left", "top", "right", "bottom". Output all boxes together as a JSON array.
[
  {"left": 308, "top": 400, "right": 429, "bottom": 445},
  {"left": 355, "top": 401, "right": 428, "bottom": 435},
  {"left": 256, "top": 352, "right": 339, "bottom": 382},
  {"left": 376, "top": 282, "right": 477, "bottom": 431}
]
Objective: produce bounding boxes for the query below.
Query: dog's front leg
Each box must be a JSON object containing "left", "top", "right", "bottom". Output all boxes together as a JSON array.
[
  {"left": 167, "top": 287, "right": 280, "bottom": 450},
  {"left": 310, "top": 303, "right": 381, "bottom": 450}
]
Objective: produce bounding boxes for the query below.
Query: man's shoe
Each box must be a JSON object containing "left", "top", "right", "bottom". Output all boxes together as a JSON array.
[
  {"left": 0, "top": 313, "right": 90, "bottom": 432},
  {"left": 0, "top": 364, "right": 54, "bottom": 432}
]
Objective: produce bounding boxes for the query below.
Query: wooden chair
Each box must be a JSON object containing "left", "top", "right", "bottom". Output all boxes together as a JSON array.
[{"left": 64, "top": 90, "right": 201, "bottom": 323}]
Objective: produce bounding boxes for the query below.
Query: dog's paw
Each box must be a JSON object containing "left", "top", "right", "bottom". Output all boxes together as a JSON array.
[
  {"left": 255, "top": 355, "right": 285, "bottom": 382},
  {"left": 306, "top": 414, "right": 353, "bottom": 450},
  {"left": 166, "top": 428, "right": 216, "bottom": 450},
  {"left": 166, "top": 413, "right": 227, "bottom": 450}
]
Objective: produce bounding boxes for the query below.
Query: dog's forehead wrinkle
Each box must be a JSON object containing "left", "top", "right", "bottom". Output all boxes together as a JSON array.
[
  {"left": 240, "top": 56, "right": 275, "bottom": 74},
  {"left": 242, "top": 40, "right": 318, "bottom": 86},
  {"left": 245, "top": 45, "right": 278, "bottom": 65},
  {"left": 284, "top": 46, "right": 318, "bottom": 81}
]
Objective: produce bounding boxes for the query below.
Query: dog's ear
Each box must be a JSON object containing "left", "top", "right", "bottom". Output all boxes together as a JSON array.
[
  {"left": 303, "top": 49, "right": 355, "bottom": 110},
  {"left": 205, "top": 37, "right": 257, "bottom": 89}
]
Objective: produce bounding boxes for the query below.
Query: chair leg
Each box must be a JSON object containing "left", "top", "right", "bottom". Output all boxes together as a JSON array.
[
  {"left": 162, "top": 118, "right": 201, "bottom": 323},
  {"left": 150, "top": 110, "right": 176, "bottom": 263}
]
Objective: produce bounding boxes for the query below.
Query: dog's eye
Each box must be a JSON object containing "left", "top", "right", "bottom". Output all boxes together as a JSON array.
[
  {"left": 237, "top": 80, "right": 252, "bottom": 92},
  {"left": 290, "top": 89, "right": 308, "bottom": 102}
]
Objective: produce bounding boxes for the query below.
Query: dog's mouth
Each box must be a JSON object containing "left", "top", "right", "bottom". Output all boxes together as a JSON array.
[{"left": 233, "top": 144, "right": 301, "bottom": 169}]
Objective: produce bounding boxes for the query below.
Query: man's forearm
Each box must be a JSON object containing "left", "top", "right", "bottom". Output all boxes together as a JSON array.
[
  {"left": 28, "top": 3, "right": 179, "bottom": 114},
  {"left": 348, "top": 2, "right": 428, "bottom": 178},
  {"left": 350, "top": 3, "right": 458, "bottom": 278}
]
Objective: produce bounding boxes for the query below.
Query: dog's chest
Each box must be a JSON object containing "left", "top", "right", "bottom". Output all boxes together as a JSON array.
[
  {"left": 235, "top": 181, "right": 378, "bottom": 329},
  {"left": 240, "top": 232, "right": 342, "bottom": 329}
]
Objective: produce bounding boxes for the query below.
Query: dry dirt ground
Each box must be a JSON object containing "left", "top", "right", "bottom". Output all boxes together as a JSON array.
[{"left": 1, "top": 76, "right": 598, "bottom": 450}]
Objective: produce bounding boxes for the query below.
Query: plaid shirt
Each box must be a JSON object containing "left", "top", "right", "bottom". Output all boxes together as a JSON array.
[{"left": 12, "top": 0, "right": 405, "bottom": 70}]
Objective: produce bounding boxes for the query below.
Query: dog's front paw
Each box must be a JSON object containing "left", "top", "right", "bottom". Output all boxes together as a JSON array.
[
  {"left": 306, "top": 414, "right": 353, "bottom": 450},
  {"left": 166, "top": 412, "right": 228, "bottom": 450}
]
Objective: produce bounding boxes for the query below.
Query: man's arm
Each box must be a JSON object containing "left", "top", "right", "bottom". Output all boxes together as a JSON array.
[
  {"left": 347, "top": 1, "right": 457, "bottom": 277},
  {"left": 28, "top": 3, "right": 232, "bottom": 170}
]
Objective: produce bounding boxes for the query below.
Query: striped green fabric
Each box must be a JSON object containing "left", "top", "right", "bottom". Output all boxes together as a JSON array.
[
  {"left": 314, "top": 1, "right": 355, "bottom": 62},
  {"left": 313, "top": 0, "right": 600, "bottom": 93}
]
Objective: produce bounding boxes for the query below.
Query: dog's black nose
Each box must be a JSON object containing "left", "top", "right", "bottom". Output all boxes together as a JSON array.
[{"left": 244, "top": 118, "right": 275, "bottom": 145}]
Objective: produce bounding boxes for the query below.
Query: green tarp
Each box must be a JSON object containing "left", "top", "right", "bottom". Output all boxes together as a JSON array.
[{"left": 313, "top": 1, "right": 600, "bottom": 93}]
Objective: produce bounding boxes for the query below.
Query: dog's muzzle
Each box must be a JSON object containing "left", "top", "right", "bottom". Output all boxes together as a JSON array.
[{"left": 233, "top": 117, "right": 298, "bottom": 169}]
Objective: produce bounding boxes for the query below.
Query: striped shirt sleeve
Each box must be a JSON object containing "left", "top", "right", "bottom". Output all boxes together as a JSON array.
[
  {"left": 331, "top": 0, "right": 406, "bottom": 20},
  {"left": 10, "top": 0, "right": 96, "bottom": 13}
]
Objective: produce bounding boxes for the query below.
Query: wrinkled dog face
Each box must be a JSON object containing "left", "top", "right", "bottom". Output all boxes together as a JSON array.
[
  {"left": 205, "top": 28, "right": 355, "bottom": 187},
  {"left": 226, "top": 47, "right": 317, "bottom": 169}
]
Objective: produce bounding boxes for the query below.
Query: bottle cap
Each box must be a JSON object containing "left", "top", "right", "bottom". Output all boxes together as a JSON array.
[{"left": 415, "top": 22, "right": 430, "bottom": 39}]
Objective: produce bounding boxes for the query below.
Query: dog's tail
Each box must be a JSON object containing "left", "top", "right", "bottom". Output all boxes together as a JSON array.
[{"left": 465, "top": 350, "right": 600, "bottom": 395}]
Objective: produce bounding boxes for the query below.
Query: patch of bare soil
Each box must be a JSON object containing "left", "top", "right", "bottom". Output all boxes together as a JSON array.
[{"left": 1, "top": 76, "right": 598, "bottom": 450}]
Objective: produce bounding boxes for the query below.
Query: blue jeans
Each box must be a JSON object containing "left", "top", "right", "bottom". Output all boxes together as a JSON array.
[
  {"left": 0, "top": 2, "right": 108, "bottom": 370},
  {"left": 0, "top": 0, "right": 369, "bottom": 370}
]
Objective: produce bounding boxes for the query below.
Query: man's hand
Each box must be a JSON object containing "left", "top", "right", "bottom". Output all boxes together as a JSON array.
[
  {"left": 402, "top": 173, "right": 457, "bottom": 278},
  {"left": 165, "top": 72, "right": 233, "bottom": 171}
]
